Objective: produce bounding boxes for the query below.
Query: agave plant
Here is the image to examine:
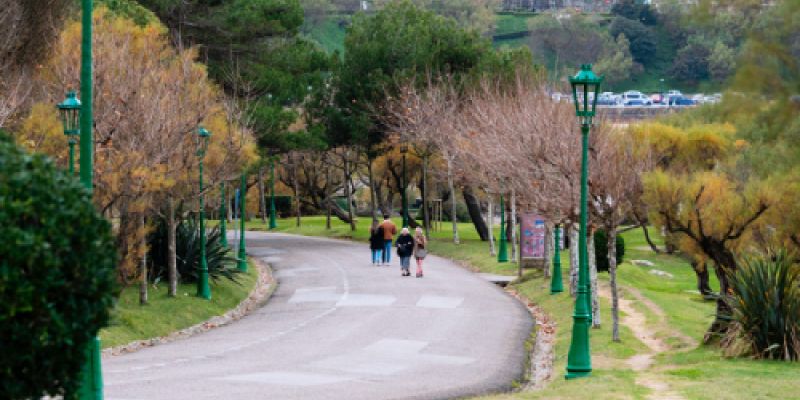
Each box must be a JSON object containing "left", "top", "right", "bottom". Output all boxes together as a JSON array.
[
  {"left": 148, "top": 215, "right": 240, "bottom": 284},
  {"left": 726, "top": 251, "right": 800, "bottom": 360}
]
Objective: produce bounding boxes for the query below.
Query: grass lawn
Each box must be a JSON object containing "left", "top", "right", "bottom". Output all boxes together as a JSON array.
[
  {"left": 232, "top": 215, "right": 799, "bottom": 399},
  {"left": 100, "top": 261, "right": 257, "bottom": 348}
]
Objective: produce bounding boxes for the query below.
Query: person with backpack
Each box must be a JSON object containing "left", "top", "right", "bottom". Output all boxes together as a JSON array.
[
  {"left": 369, "top": 220, "right": 384, "bottom": 266},
  {"left": 396, "top": 227, "right": 414, "bottom": 276}
]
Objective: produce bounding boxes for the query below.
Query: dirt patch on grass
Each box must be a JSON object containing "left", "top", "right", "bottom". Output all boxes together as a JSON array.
[{"left": 598, "top": 282, "right": 690, "bottom": 400}]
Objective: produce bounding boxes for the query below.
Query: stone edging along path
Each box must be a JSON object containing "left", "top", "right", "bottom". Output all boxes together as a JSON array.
[{"left": 102, "top": 257, "right": 276, "bottom": 357}]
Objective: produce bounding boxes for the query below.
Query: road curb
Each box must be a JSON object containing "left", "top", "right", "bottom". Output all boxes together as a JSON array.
[{"left": 102, "top": 256, "right": 276, "bottom": 357}]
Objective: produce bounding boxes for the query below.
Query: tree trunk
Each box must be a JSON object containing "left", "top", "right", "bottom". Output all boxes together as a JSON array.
[
  {"left": 422, "top": 155, "right": 430, "bottom": 238},
  {"left": 590, "top": 231, "right": 600, "bottom": 328},
  {"left": 462, "top": 186, "right": 488, "bottom": 241},
  {"left": 608, "top": 224, "right": 620, "bottom": 341},
  {"left": 692, "top": 261, "right": 713, "bottom": 297},
  {"left": 167, "top": 196, "right": 178, "bottom": 297},
  {"left": 447, "top": 158, "right": 459, "bottom": 244},
  {"left": 293, "top": 155, "right": 301, "bottom": 227},
  {"left": 569, "top": 222, "right": 579, "bottom": 297},
  {"left": 325, "top": 164, "right": 332, "bottom": 230},
  {"left": 543, "top": 223, "right": 552, "bottom": 278},
  {"left": 258, "top": 165, "right": 266, "bottom": 224},
  {"left": 487, "top": 195, "right": 496, "bottom": 256},
  {"left": 368, "top": 157, "right": 378, "bottom": 222},
  {"left": 343, "top": 150, "right": 356, "bottom": 231},
  {"left": 139, "top": 214, "right": 148, "bottom": 305},
  {"left": 639, "top": 218, "right": 662, "bottom": 254},
  {"left": 510, "top": 187, "right": 517, "bottom": 263}
]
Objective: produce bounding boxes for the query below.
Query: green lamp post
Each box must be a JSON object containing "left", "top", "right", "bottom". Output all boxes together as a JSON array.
[
  {"left": 565, "top": 64, "right": 602, "bottom": 380},
  {"left": 237, "top": 170, "right": 248, "bottom": 271},
  {"left": 196, "top": 127, "right": 212, "bottom": 300},
  {"left": 550, "top": 224, "right": 564, "bottom": 294},
  {"left": 219, "top": 182, "right": 228, "bottom": 248},
  {"left": 400, "top": 143, "right": 409, "bottom": 228},
  {"left": 269, "top": 156, "right": 277, "bottom": 229},
  {"left": 57, "top": 91, "right": 81, "bottom": 175},
  {"left": 74, "top": 1, "right": 104, "bottom": 398},
  {"left": 497, "top": 193, "right": 509, "bottom": 262}
]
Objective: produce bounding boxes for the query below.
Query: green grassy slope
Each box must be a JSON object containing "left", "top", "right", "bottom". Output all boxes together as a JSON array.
[{"left": 100, "top": 262, "right": 257, "bottom": 348}]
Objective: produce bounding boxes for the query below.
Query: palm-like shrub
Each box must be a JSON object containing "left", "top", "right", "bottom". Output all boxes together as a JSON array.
[
  {"left": 148, "top": 216, "right": 240, "bottom": 284},
  {"left": 725, "top": 251, "right": 800, "bottom": 360}
]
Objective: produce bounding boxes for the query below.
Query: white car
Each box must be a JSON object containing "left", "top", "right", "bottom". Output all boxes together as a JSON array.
[{"left": 622, "top": 91, "right": 652, "bottom": 106}]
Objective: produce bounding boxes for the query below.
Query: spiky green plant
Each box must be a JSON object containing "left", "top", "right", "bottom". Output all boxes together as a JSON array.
[
  {"left": 726, "top": 251, "right": 800, "bottom": 360},
  {"left": 148, "top": 215, "right": 240, "bottom": 284}
]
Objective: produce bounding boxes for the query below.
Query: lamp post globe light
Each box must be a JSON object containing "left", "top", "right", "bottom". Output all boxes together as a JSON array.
[
  {"left": 550, "top": 224, "right": 564, "bottom": 294},
  {"left": 57, "top": 91, "right": 81, "bottom": 175},
  {"left": 196, "top": 127, "right": 212, "bottom": 300},
  {"left": 400, "top": 143, "right": 409, "bottom": 228},
  {"left": 565, "top": 64, "right": 602, "bottom": 380}
]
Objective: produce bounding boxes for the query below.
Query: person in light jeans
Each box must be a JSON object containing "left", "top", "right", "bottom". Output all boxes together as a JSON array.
[
  {"left": 379, "top": 215, "right": 397, "bottom": 265},
  {"left": 369, "top": 220, "right": 384, "bottom": 265},
  {"left": 396, "top": 227, "right": 414, "bottom": 276}
]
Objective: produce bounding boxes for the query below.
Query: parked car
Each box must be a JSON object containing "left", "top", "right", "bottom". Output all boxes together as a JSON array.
[
  {"left": 622, "top": 91, "right": 652, "bottom": 106},
  {"left": 670, "top": 96, "right": 696, "bottom": 106},
  {"left": 596, "top": 92, "right": 620, "bottom": 106},
  {"left": 666, "top": 90, "right": 683, "bottom": 98}
]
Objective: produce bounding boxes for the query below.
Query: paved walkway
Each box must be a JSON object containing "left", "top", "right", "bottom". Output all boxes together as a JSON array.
[{"left": 103, "top": 232, "right": 532, "bottom": 400}]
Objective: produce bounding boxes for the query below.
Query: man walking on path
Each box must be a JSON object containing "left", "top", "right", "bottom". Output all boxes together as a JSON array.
[{"left": 379, "top": 215, "right": 397, "bottom": 265}]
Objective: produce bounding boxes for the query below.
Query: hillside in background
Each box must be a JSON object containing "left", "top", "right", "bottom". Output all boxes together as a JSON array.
[{"left": 303, "top": 0, "right": 771, "bottom": 93}]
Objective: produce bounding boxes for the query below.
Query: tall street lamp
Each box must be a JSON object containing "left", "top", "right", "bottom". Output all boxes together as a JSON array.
[
  {"left": 565, "top": 64, "right": 602, "bottom": 380},
  {"left": 75, "top": 1, "right": 103, "bottom": 398},
  {"left": 497, "top": 193, "right": 509, "bottom": 262},
  {"left": 237, "top": 169, "right": 248, "bottom": 271},
  {"left": 57, "top": 91, "right": 81, "bottom": 175},
  {"left": 400, "top": 143, "right": 409, "bottom": 228},
  {"left": 219, "top": 182, "right": 228, "bottom": 248},
  {"left": 196, "top": 127, "right": 212, "bottom": 300},
  {"left": 550, "top": 224, "right": 564, "bottom": 294},
  {"left": 269, "top": 156, "right": 277, "bottom": 229}
]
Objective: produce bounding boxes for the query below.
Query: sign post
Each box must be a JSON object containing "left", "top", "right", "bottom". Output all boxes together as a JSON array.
[{"left": 520, "top": 214, "right": 547, "bottom": 270}]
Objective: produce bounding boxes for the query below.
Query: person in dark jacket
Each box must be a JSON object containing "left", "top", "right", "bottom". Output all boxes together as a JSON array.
[
  {"left": 396, "top": 227, "right": 414, "bottom": 276},
  {"left": 369, "top": 220, "right": 384, "bottom": 266}
]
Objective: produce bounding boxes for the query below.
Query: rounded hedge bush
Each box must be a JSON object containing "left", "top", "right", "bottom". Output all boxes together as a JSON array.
[
  {"left": 0, "top": 133, "right": 117, "bottom": 399},
  {"left": 594, "top": 229, "right": 625, "bottom": 272}
]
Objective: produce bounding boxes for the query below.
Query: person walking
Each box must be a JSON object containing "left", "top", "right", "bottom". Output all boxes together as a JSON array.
[
  {"left": 369, "top": 220, "right": 384, "bottom": 266},
  {"left": 396, "top": 227, "right": 414, "bottom": 276},
  {"left": 413, "top": 227, "right": 428, "bottom": 278},
  {"left": 379, "top": 215, "right": 397, "bottom": 265}
]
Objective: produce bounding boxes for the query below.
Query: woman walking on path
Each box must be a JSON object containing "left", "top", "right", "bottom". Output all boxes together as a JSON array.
[
  {"left": 369, "top": 220, "right": 384, "bottom": 266},
  {"left": 413, "top": 227, "right": 427, "bottom": 278},
  {"left": 396, "top": 227, "right": 414, "bottom": 276}
]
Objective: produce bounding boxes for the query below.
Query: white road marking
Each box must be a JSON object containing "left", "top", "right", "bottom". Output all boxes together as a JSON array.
[
  {"left": 219, "top": 371, "right": 354, "bottom": 386},
  {"left": 416, "top": 295, "right": 464, "bottom": 309}
]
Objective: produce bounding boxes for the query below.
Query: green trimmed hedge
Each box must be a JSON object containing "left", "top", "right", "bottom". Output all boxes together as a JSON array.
[{"left": 0, "top": 133, "right": 117, "bottom": 399}]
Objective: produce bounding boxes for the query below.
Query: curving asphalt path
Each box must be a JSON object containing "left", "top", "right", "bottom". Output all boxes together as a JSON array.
[{"left": 103, "top": 232, "right": 533, "bottom": 400}]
